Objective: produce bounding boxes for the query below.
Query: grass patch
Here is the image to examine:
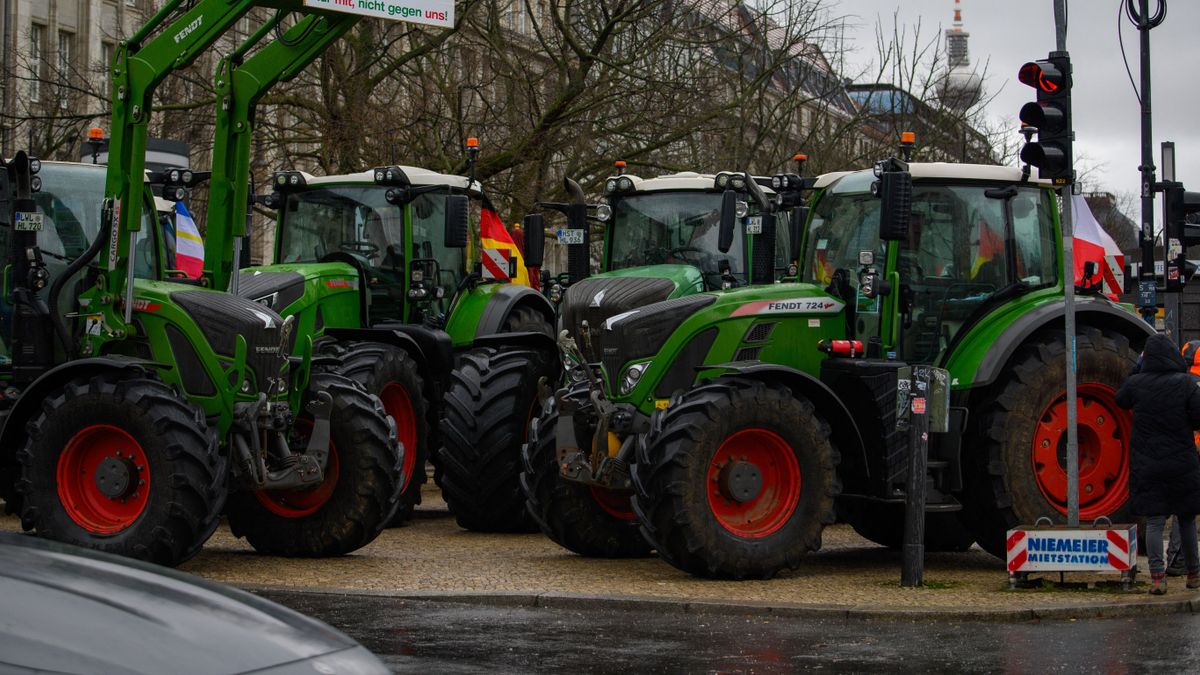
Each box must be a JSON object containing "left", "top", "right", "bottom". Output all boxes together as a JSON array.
[{"left": 877, "top": 579, "right": 962, "bottom": 590}]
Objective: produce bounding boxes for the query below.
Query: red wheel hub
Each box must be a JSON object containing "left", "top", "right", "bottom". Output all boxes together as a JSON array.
[
  {"left": 379, "top": 383, "right": 418, "bottom": 492},
  {"left": 706, "top": 428, "right": 801, "bottom": 538},
  {"left": 56, "top": 425, "right": 150, "bottom": 535},
  {"left": 1031, "top": 384, "right": 1131, "bottom": 519},
  {"left": 254, "top": 420, "right": 339, "bottom": 519},
  {"left": 590, "top": 487, "right": 638, "bottom": 521}
]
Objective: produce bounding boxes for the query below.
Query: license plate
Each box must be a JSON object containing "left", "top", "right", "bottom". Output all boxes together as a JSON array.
[
  {"left": 746, "top": 216, "right": 762, "bottom": 234},
  {"left": 14, "top": 212, "right": 43, "bottom": 231},
  {"left": 557, "top": 228, "right": 584, "bottom": 245}
]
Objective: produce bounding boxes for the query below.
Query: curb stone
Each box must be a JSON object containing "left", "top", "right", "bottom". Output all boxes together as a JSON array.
[{"left": 238, "top": 583, "right": 1200, "bottom": 624}]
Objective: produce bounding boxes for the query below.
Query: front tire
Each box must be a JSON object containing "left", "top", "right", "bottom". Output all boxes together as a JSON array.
[
  {"left": 439, "top": 347, "right": 556, "bottom": 532},
  {"left": 16, "top": 373, "right": 226, "bottom": 567},
  {"left": 960, "top": 328, "right": 1138, "bottom": 558},
  {"left": 633, "top": 378, "right": 839, "bottom": 579},
  {"left": 335, "top": 342, "right": 429, "bottom": 525},
  {"left": 520, "top": 390, "right": 652, "bottom": 558},
  {"left": 226, "top": 373, "right": 403, "bottom": 556}
]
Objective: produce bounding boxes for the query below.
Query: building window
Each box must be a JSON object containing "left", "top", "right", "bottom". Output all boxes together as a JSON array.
[
  {"left": 507, "top": 0, "right": 529, "bottom": 35},
  {"left": 29, "top": 24, "right": 44, "bottom": 102},
  {"left": 58, "top": 31, "right": 73, "bottom": 82},
  {"left": 101, "top": 42, "right": 115, "bottom": 96}
]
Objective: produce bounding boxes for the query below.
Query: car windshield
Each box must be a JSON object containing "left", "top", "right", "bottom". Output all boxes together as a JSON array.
[{"left": 607, "top": 191, "right": 745, "bottom": 281}]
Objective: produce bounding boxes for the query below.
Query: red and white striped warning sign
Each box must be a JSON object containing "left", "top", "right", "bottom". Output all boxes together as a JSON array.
[
  {"left": 481, "top": 247, "right": 510, "bottom": 281},
  {"left": 1006, "top": 526, "right": 1136, "bottom": 573}
]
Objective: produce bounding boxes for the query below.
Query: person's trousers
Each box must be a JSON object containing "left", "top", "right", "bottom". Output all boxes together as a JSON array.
[{"left": 1147, "top": 514, "right": 1199, "bottom": 575}]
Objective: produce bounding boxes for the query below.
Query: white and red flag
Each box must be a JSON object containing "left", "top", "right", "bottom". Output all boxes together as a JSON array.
[{"left": 1071, "top": 195, "right": 1124, "bottom": 299}]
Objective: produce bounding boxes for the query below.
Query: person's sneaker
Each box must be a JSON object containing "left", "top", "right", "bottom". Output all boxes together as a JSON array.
[
  {"left": 1151, "top": 573, "right": 1167, "bottom": 595},
  {"left": 1187, "top": 572, "right": 1200, "bottom": 590}
]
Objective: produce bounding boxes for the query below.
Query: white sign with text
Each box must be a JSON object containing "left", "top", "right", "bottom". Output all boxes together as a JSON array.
[{"left": 303, "top": 0, "right": 454, "bottom": 29}]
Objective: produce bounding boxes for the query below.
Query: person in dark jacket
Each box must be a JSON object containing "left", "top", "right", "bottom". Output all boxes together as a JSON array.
[{"left": 1116, "top": 333, "right": 1200, "bottom": 594}]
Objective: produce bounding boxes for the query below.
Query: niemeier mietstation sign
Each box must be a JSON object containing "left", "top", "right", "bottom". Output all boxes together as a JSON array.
[{"left": 304, "top": 0, "right": 455, "bottom": 29}]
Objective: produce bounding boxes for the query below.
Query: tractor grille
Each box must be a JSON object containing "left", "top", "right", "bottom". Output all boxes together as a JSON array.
[
  {"left": 238, "top": 270, "right": 305, "bottom": 312},
  {"left": 171, "top": 290, "right": 288, "bottom": 395},
  {"left": 596, "top": 294, "right": 716, "bottom": 382},
  {"left": 743, "top": 322, "right": 776, "bottom": 343},
  {"left": 561, "top": 276, "right": 676, "bottom": 365}
]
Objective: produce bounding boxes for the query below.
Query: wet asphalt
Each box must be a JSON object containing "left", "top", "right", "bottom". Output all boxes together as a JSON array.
[{"left": 260, "top": 590, "right": 1200, "bottom": 674}]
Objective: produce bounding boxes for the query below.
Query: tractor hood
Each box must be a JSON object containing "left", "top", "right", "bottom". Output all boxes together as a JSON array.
[{"left": 239, "top": 262, "right": 359, "bottom": 315}]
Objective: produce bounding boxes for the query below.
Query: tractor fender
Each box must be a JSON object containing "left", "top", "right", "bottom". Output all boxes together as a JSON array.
[
  {"left": 324, "top": 324, "right": 455, "bottom": 390},
  {"left": 970, "top": 299, "right": 1153, "bottom": 389},
  {"left": 702, "top": 362, "right": 867, "bottom": 471},
  {"left": 0, "top": 356, "right": 161, "bottom": 462},
  {"left": 474, "top": 284, "right": 556, "bottom": 339}
]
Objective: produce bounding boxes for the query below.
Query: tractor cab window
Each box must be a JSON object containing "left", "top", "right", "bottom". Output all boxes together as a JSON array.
[
  {"left": 409, "top": 190, "right": 466, "bottom": 306},
  {"left": 772, "top": 209, "right": 793, "bottom": 271},
  {"left": 898, "top": 184, "right": 1057, "bottom": 364},
  {"left": 278, "top": 186, "right": 403, "bottom": 278},
  {"left": 608, "top": 190, "right": 746, "bottom": 288}
]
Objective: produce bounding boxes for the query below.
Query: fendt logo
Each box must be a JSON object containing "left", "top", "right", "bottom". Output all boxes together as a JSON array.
[{"left": 173, "top": 15, "right": 203, "bottom": 44}]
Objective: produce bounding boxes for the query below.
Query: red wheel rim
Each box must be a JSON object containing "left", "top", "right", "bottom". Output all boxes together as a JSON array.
[
  {"left": 590, "top": 487, "right": 638, "bottom": 521},
  {"left": 380, "top": 382, "right": 417, "bottom": 492},
  {"left": 706, "top": 428, "right": 801, "bottom": 538},
  {"left": 56, "top": 425, "right": 151, "bottom": 535},
  {"left": 254, "top": 420, "right": 340, "bottom": 518},
  {"left": 1031, "top": 384, "right": 1131, "bottom": 520}
]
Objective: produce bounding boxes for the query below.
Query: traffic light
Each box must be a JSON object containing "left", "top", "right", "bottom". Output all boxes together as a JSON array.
[
  {"left": 1017, "top": 52, "right": 1073, "bottom": 184},
  {"left": 1163, "top": 181, "right": 1200, "bottom": 289}
]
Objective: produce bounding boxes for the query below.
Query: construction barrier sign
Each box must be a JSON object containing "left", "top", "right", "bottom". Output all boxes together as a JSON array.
[
  {"left": 303, "top": 0, "right": 455, "bottom": 29},
  {"left": 1006, "top": 525, "right": 1136, "bottom": 573}
]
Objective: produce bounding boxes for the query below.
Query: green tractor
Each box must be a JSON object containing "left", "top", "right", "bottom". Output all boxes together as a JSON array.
[
  {"left": 512, "top": 163, "right": 809, "bottom": 556},
  {"left": 247, "top": 162, "right": 556, "bottom": 529},
  {"left": 529, "top": 153, "right": 1151, "bottom": 578},
  {"left": 0, "top": 2, "right": 407, "bottom": 567}
]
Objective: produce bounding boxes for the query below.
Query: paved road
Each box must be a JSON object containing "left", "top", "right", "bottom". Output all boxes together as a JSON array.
[{"left": 261, "top": 590, "right": 1200, "bottom": 673}]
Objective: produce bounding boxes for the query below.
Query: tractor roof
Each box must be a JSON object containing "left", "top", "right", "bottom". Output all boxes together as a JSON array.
[
  {"left": 299, "top": 166, "right": 476, "bottom": 192},
  {"left": 813, "top": 162, "right": 1052, "bottom": 189},
  {"left": 608, "top": 171, "right": 778, "bottom": 194}
]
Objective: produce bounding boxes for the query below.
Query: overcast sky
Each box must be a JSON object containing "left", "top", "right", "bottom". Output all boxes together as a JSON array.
[{"left": 833, "top": 0, "right": 1200, "bottom": 214}]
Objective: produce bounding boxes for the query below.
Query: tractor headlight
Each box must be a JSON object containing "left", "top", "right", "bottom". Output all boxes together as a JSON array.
[
  {"left": 375, "top": 169, "right": 386, "bottom": 182},
  {"left": 275, "top": 173, "right": 288, "bottom": 187},
  {"left": 550, "top": 283, "right": 563, "bottom": 303},
  {"left": 182, "top": 170, "right": 194, "bottom": 185},
  {"left": 715, "top": 172, "right": 730, "bottom": 189},
  {"left": 619, "top": 362, "right": 648, "bottom": 395},
  {"left": 411, "top": 268, "right": 424, "bottom": 283},
  {"left": 169, "top": 169, "right": 181, "bottom": 183},
  {"left": 735, "top": 200, "right": 749, "bottom": 219},
  {"left": 771, "top": 175, "right": 782, "bottom": 189},
  {"left": 30, "top": 176, "right": 42, "bottom": 192},
  {"left": 605, "top": 178, "right": 618, "bottom": 193},
  {"left": 616, "top": 176, "right": 634, "bottom": 192},
  {"left": 730, "top": 175, "right": 746, "bottom": 191},
  {"left": 28, "top": 158, "right": 41, "bottom": 174},
  {"left": 594, "top": 203, "right": 612, "bottom": 222},
  {"left": 289, "top": 174, "right": 300, "bottom": 186}
]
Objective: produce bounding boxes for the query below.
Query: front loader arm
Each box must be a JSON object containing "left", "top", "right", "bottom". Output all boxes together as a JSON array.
[
  {"left": 206, "top": 11, "right": 360, "bottom": 292},
  {"left": 99, "top": 0, "right": 307, "bottom": 333}
]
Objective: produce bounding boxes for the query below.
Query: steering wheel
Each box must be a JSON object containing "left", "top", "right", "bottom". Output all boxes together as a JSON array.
[
  {"left": 340, "top": 240, "right": 380, "bottom": 259},
  {"left": 666, "top": 246, "right": 709, "bottom": 263}
]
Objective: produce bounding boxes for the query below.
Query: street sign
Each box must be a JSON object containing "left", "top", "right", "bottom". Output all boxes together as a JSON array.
[
  {"left": 1007, "top": 524, "right": 1136, "bottom": 574},
  {"left": 302, "top": 0, "right": 454, "bottom": 28}
]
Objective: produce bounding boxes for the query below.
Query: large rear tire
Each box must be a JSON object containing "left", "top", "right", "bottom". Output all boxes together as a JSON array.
[
  {"left": 335, "top": 342, "right": 428, "bottom": 525},
  {"left": 960, "top": 328, "right": 1138, "bottom": 558},
  {"left": 226, "top": 373, "right": 402, "bottom": 556},
  {"left": 16, "top": 373, "right": 225, "bottom": 567},
  {"left": 633, "top": 378, "right": 839, "bottom": 579},
  {"left": 439, "top": 347, "right": 556, "bottom": 532},
  {"left": 839, "top": 501, "right": 975, "bottom": 552},
  {"left": 520, "top": 390, "right": 652, "bottom": 558}
]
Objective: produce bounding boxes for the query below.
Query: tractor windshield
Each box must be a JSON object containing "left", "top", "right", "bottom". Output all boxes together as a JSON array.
[
  {"left": 277, "top": 186, "right": 405, "bottom": 279},
  {"left": 607, "top": 191, "right": 746, "bottom": 283}
]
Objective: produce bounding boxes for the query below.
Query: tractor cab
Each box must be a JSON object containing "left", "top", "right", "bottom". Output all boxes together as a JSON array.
[
  {"left": 804, "top": 162, "right": 1059, "bottom": 366},
  {"left": 255, "top": 166, "right": 474, "bottom": 328}
]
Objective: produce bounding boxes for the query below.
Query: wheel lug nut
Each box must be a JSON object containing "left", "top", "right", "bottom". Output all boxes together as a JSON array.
[
  {"left": 1041, "top": 440, "right": 1050, "bottom": 448},
  {"left": 1096, "top": 416, "right": 1104, "bottom": 425}
]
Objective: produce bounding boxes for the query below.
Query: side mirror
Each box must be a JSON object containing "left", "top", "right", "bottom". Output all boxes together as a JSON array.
[
  {"left": 523, "top": 213, "right": 545, "bottom": 268},
  {"left": 789, "top": 205, "right": 807, "bottom": 262},
  {"left": 877, "top": 169, "right": 912, "bottom": 241},
  {"left": 718, "top": 189, "right": 738, "bottom": 254},
  {"left": 444, "top": 194, "right": 469, "bottom": 249}
]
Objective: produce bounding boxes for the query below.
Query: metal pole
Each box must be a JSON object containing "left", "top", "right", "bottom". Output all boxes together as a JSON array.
[
  {"left": 1163, "top": 142, "right": 1181, "bottom": 337},
  {"left": 902, "top": 365, "right": 929, "bottom": 587},
  {"left": 1054, "top": 0, "right": 1080, "bottom": 527}
]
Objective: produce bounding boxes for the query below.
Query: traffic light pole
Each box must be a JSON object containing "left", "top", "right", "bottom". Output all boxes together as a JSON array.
[{"left": 1054, "top": 0, "right": 1081, "bottom": 527}]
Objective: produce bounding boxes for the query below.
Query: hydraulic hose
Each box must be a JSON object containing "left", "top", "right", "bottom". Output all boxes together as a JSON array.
[{"left": 48, "top": 219, "right": 110, "bottom": 358}]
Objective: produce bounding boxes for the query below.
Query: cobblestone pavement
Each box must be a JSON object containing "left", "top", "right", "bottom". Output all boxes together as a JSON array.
[{"left": 3, "top": 486, "right": 1192, "bottom": 615}]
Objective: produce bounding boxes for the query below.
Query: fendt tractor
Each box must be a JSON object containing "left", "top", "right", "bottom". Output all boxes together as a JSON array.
[
  {"left": 517, "top": 161, "right": 810, "bottom": 556},
  {"left": 247, "top": 161, "right": 556, "bottom": 530},
  {"left": 530, "top": 147, "right": 1152, "bottom": 579},
  {"left": 0, "top": 2, "right": 414, "bottom": 567}
]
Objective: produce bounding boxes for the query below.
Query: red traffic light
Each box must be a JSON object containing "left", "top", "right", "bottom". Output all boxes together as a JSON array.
[{"left": 1018, "top": 61, "right": 1064, "bottom": 93}]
